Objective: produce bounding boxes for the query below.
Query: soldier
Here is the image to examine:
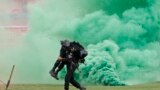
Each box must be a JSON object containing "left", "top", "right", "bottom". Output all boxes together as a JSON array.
[
  {"left": 50, "top": 40, "right": 71, "bottom": 80},
  {"left": 50, "top": 40, "right": 88, "bottom": 90},
  {"left": 63, "top": 41, "right": 87, "bottom": 90}
]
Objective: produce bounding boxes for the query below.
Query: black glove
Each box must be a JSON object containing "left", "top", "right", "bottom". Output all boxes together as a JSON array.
[{"left": 80, "top": 59, "right": 85, "bottom": 63}]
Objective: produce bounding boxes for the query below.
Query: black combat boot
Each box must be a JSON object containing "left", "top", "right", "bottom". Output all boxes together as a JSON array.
[
  {"left": 79, "top": 86, "right": 86, "bottom": 90},
  {"left": 49, "top": 70, "right": 59, "bottom": 80}
]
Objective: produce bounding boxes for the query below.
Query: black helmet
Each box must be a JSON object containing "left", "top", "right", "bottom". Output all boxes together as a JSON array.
[
  {"left": 80, "top": 49, "right": 88, "bottom": 58},
  {"left": 61, "top": 40, "right": 70, "bottom": 47}
]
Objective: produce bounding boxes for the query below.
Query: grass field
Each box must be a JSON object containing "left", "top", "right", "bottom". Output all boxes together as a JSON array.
[{"left": 0, "top": 82, "right": 160, "bottom": 90}]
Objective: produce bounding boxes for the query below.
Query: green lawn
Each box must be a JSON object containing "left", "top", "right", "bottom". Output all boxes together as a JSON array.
[{"left": 0, "top": 83, "right": 160, "bottom": 90}]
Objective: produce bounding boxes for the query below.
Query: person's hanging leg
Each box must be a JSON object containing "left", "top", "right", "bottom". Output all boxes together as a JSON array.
[
  {"left": 53, "top": 61, "right": 65, "bottom": 80},
  {"left": 49, "top": 59, "right": 62, "bottom": 80}
]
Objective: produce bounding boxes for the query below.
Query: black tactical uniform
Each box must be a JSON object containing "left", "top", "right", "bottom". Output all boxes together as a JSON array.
[
  {"left": 64, "top": 42, "right": 87, "bottom": 90},
  {"left": 50, "top": 40, "right": 88, "bottom": 90},
  {"left": 50, "top": 40, "right": 71, "bottom": 80}
]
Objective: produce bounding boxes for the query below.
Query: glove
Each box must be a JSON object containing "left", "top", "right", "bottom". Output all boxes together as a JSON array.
[{"left": 80, "top": 59, "right": 85, "bottom": 63}]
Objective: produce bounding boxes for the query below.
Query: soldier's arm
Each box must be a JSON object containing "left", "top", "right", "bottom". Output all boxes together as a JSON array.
[
  {"left": 79, "top": 58, "right": 85, "bottom": 63},
  {"left": 57, "top": 56, "right": 65, "bottom": 60}
]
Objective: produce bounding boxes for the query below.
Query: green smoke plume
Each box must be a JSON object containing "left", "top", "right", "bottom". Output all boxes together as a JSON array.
[
  {"left": 27, "top": 0, "right": 160, "bottom": 85},
  {"left": 53, "top": 0, "right": 160, "bottom": 85},
  {"left": 1, "top": 0, "right": 160, "bottom": 85},
  {"left": 44, "top": 0, "right": 159, "bottom": 85}
]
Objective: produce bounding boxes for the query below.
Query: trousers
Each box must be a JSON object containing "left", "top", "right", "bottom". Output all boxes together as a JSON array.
[{"left": 61, "top": 61, "right": 81, "bottom": 90}]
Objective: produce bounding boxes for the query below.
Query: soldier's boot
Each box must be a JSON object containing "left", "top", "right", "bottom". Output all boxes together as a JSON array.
[
  {"left": 79, "top": 86, "right": 86, "bottom": 90},
  {"left": 49, "top": 70, "right": 59, "bottom": 80}
]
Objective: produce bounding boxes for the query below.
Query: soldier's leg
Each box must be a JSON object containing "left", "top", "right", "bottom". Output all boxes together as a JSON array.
[
  {"left": 70, "top": 77, "right": 86, "bottom": 90},
  {"left": 52, "top": 61, "right": 65, "bottom": 80},
  {"left": 69, "top": 68, "right": 86, "bottom": 90},
  {"left": 55, "top": 61, "right": 65, "bottom": 74},
  {"left": 70, "top": 76, "right": 81, "bottom": 88},
  {"left": 50, "top": 59, "right": 62, "bottom": 80},
  {"left": 50, "top": 59, "right": 61, "bottom": 72},
  {"left": 64, "top": 62, "right": 72, "bottom": 90}
]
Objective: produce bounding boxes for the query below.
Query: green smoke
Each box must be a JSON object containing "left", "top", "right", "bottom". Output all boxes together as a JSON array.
[
  {"left": 78, "top": 40, "right": 125, "bottom": 85},
  {"left": 28, "top": 0, "right": 160, "bottom": 85},
  {"left": 1, "top": 0, "right": 159, "bottom": 85},
  {"left": 55, "top": 0, "right": 160, "bottom": 85},
  {"left": 42, "top": 0, "right": 159, "bottom": 85}
]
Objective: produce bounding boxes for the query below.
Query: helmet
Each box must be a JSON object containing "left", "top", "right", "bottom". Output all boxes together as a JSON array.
[
  {"left": 80, "top": 49, "right": 88, "bottom": 58},
  {"left": 61, "top": 40, "right": 70, "bottom": 47}
]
